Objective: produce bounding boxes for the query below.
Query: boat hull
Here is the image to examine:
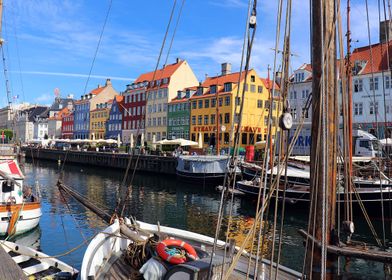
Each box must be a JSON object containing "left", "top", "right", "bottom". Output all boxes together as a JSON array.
[{"left": 0, "top": 202, "right": 41, "bottom": 236}]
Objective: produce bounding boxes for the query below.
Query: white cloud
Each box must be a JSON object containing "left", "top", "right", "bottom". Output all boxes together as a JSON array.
[
  {"left": 209, "top": 0, "right": 248, "bottom": 8},
  {"left": 12, "top": 71, "right": 134, "bottom": 81},
  {"left": 34, "top": 93, "right": 52, "bottom": 103}
]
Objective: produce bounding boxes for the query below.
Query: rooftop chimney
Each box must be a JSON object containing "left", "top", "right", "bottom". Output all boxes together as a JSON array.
[
  {"left": 105, "top": 78, "right": 112, "bottom": 86},
  {"left": 221, "top": 63, "right": 232, "bottom": 76},
  {"left": 176, "top": 58, "right": 182, "bottom": 64}
]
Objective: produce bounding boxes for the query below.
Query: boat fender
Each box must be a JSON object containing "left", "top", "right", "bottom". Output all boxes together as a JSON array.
[{"left": 156, "top": 239, "right": 198, "bottom": 265}]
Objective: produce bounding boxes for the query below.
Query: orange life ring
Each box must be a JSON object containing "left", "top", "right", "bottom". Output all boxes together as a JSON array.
[{"left": 156, "top": 239, "right": 198, "bottom": 265}]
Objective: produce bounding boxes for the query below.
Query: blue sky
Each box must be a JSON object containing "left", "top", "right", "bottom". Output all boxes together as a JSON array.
[{"left": 1, "top": 0, "right": 380, "bottom": 107}]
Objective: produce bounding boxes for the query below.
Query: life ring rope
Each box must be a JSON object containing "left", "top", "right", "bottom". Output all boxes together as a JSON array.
[{"left": 156, "top": 239, "right": 198, "bottom": 265}]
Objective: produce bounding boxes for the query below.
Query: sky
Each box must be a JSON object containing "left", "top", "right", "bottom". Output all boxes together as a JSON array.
[{"left": 0, "top": 0, "right": 381, "bottom": 107}]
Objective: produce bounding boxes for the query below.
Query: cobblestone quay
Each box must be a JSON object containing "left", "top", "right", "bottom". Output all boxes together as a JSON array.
[{"left": 23, "top": 148, "right": 177, "bottom": 174}]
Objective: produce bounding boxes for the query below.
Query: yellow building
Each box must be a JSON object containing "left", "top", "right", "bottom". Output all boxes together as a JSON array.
[
  {"left": 145, "top": 58, "right": 198, "bottom": 144},
  {"left": 90, "top": 100, "right": 112, "bottom": 140},
  {"left": 189, "top": 63, "right": 281, "bottom": 150}
]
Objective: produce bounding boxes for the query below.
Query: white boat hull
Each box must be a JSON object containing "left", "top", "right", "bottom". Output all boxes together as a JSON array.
[{"left": 0, "top": 205, "right": 41, "bottom": 236}]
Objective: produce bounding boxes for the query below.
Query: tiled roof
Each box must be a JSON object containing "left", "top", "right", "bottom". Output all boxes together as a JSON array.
[
  {"left": 48, "top": 107, "right": 69, "bottom": 120},
  {"left": 90, "top": 87, "right": 105, "bottom": 95},
  {"left": 260, "top": 78, "right": 280, "bottom": 91},
  {"left": 115, "top": 95, "right": 123, "bottom": 103},
  {"left": 135, "top": 61, "right": 184, "bottom": 83},
  {"left": 350, "top": 41, "right": 392, "bottom": 75}
]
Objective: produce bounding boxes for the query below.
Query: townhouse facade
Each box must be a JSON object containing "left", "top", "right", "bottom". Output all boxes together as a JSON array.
[
  {"left": 106, "top": 96, "right": 123, "bottom": 140},
  {"left": 73, "top": 79, "right": 118, "bottom": 139},
  {"left": 144, "top": 59, "right": 198, "bottom": 144},
  {"left": 61, "top": 112, "right": 74, "bottom": 139},
  {"left": 189, "top": 64, "right": 281, "bottom": 151},
  {"left": 48, "top": 107, "right": 69, "bottom": 139},
  {"left": 167, "top": 87, "right": 196, "bottom": 140},
  {"left": 90, "top": 100, "right": 112, "bottom": 140}
]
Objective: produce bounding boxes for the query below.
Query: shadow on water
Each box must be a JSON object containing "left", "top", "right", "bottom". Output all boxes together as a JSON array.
[{"left": 15, "top": 159, "right": 391, "bottom": 278}]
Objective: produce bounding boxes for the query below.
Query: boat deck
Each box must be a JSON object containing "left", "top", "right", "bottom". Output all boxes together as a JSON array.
[
  {"left": 0, "top": 245, "right": 27, "bottom": 280},
  {"left": 101, "top": 241, "right": 300, "bottom": 280}
]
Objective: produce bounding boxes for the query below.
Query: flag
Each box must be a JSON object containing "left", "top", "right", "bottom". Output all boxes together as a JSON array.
[{"left": 12, "top": 95, "right": 19, "bottom": 100}]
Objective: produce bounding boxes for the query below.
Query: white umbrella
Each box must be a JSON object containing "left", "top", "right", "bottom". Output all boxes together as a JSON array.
[
  {"left": 117, "top": 133, "right": 122, "bottom": 146},
  {"left": 198, "top": 132, "right": 203, "bottom": 149},
  {"left": 152, "top": 134, "right": 157, "bottom": 150},
  {"left": 130, "top": 133, "right": 134, "bottom": 148},
  {"left": 166, "top": 138, "right": 198, "bottom": 146},
  {"left": 140, "top": 133, "right": 144, "bottom": 147}
]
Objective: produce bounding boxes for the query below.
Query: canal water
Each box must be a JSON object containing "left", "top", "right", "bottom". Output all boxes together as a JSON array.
[{"left": 10, "top": 159, "right": 392, "bottom": 279}]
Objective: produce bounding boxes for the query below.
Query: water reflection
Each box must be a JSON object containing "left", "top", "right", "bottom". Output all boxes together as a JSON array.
[{"left": 9, "top": 159, "right": 388, "bottom": 278}]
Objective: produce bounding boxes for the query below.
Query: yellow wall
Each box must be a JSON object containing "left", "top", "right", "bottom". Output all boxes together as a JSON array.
[
  {"left": 146, "top": 60, "right": 198, "bottom": 143},
  {"left": 190, "top": 69, "right": 281, "bottom": 150},
  {"left": 90, "top": 108, "right": 109, "bottom": 139}
]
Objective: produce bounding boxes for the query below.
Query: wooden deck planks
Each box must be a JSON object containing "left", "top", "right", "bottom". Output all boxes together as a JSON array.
[{"left": 0, "top": 245, "right": 27, "bottom": 280}]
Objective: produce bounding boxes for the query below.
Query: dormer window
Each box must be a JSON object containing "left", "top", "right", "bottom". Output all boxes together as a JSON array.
[
  {"left": 224, "top": 83, "right": 232, "bottom": 92},
  {"left": 177, "top": 90, "right": 182, "bottom": 99},
  {"left": 186, "top": 90, "right": 190, "bottom": 98},
  {"left": 163, "top": 78, "right": 169, "bottom": 84},
  {"left": 156, "top": 80, "right": 161, "bottom": 87},
  {"left": 210, "top": 85, "right": 217, "bottom": 94}
]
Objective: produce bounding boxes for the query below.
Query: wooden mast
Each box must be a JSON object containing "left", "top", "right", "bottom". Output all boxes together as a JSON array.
[
  {"left": 305, "top": 0, "right": 338, "bottom": 278},
  {"left": 346, "top": 0, "right": 353, "bottom": 178}
]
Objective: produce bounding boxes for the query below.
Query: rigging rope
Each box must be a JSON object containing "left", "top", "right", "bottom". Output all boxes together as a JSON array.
[{"left": 82, "top": 0, "right": 113, "bottom": 96}]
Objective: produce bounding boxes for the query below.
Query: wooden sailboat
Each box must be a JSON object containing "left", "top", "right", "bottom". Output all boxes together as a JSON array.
[{"left": 0, "top": 146, "right": 41, "bottom": 237}]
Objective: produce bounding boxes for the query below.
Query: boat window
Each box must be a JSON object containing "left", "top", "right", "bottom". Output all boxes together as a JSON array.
[
  {"left": 2, "top": 180, "right": 14, "bottom": 192},
  {"left": 359, "top": 140, "right": 370, "bottom": 149}
]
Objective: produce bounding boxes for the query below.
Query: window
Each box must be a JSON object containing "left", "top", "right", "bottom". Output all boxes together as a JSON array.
[
  {"left": 225, "top": 96, "right": 230, "bottom": 106},
  {"left": 219, "top": 98, "right": 223, "bottom": 107},
  {"left": 163, "top": 117, "right": 167, "bottom": 126},
  {"left": 235, "top": 97, "right": 241, "bottom": 106},
  {"left": 198, "top": 100, "right": 203, "bottom": 109},
  {"left": 257, "top": 100, "right": 263, "bottom": 108},
  {"left": 192, "top": 101, "right": 197, "bottom": 109},
  {"left": 192, "top": 116, "right": 196, "bottom": 125},
  {"left": 370, "top": 77, "right": 379, "bottom": 91},
  {"left": 205, "top": 99, "right": 210, "bottom": 108},
  {"left": 211, "top": 99, "right": 216, "bottom": 107},
  {"left": 354, "top": 79, "right": 363, "bottom": 92},
  {"left": 204, "top": 115, "right": 209, "bottom": 125},
  {"left": 224, "top": 83, "right": 232, "bottom": 92},
  {"left": 204, "top": 133, "right": 209, "bottom": 143},
  {"left": 211, "top": 114, "right": 215, "bottom": 124},
  {"left": 241, "top": 133, "right": 247, "bottom": 145},
  {"left": 354, "top": 103, "right": 363, "bottom": 115},
  {"left": 198, "top": 115, "right": 202, "bottom": 125},
  {"left": 386, "top": 76, "right": 390, "bottom": 89},
  {"left": 258, "top": 85, "right": 263, "bottom": 93},
  {"left": 250, "top": 84, "right": 256, "bottom": 93},
  {"left": 224, "top": 113, "right": 230, "bottom": 123},
  {"left": 250, "top": 75, "right": 255, "bottom": 82},
  {"left": 210, "top": 85, "right": 217, "bottom": 94},
  {"left": 370, "top": 101, "right": 378, "bottom": 114}
]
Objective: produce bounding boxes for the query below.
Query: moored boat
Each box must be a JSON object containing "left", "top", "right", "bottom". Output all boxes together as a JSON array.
[
  {"left": 81, "top": 218, "right": 301, "bottom": 280},
  {"left": 176, "top": 155, "right": 240, "bottom": 185},
  {"left": 0, "top": 145, "right": 41, "bottom": 236},
  {"left": 0, "top": 240, "right": 78, "bottom": 279}
]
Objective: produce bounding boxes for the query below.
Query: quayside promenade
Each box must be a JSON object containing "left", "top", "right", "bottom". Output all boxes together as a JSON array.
[{"left": 23, "top": 147, "right": 177, "bottom": 175}]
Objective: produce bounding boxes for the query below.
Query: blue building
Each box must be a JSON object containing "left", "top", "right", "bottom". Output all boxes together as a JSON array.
[
  {"left": 73, "top": 99, "right": 90, "bottom": 139},
  {"left": 106, "top": 95, "right": 123, "bottom": 139}
]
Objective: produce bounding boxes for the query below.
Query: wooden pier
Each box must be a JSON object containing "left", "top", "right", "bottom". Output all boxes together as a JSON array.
[
  {"left": 0, "top": 244, "right": 27, "bottom": 279},
  {"left": 23, "top": 147, "right": 177, "bottom": 174}
]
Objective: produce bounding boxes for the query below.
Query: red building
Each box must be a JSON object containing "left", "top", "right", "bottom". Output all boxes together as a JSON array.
[{"left": 61, "top": 112, "right": 74, "bottom": 139}]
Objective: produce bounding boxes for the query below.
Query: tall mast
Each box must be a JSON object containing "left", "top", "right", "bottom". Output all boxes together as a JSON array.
[
  {"left": 216, "top": 79, "right": 220, "bottom": 155},
  {"left": 305, "top": 0, "right": 338, "bottom": 278},
  {"left": 347, "top": 0, "right": 353, "bottom": 177}
]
